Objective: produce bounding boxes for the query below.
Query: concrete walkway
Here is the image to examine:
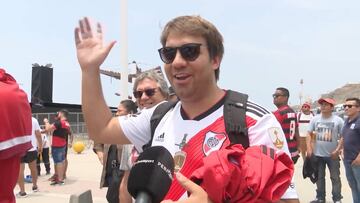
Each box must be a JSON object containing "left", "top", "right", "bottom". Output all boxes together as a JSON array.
[
  {"left": 15, "top": 149, "right": 107, "bottom": 203},
  {"left": 15, "top": 149, "right": 352, "bottom": 203}
]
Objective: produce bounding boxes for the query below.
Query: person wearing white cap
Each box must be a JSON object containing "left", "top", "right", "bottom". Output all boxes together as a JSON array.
[
  {"left": 307, "top": 98, "right": 344, "bottom": 203},
  {"left": 297, "top": 102, "right": 314, "bottom": 160}
]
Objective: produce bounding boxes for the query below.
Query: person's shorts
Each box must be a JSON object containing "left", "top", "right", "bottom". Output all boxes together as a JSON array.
[
  {"left": 65, "top": 144, "right": 68, "bottom": 158},
  {"left": 20, "top": 150, "right": 38, "bottom": 163},
  {"left": 52, "top": 146, "right": 66, "bottom": 164}
]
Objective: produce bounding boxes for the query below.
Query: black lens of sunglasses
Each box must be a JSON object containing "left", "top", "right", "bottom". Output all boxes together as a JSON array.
[
  {"left": 158, "top": 43, "right": 202, "bottom": 64},
  {"left": 343, "top": 105, "right": 354, "bottom": 108},
  {"left": 272, "top": 94, "right": 284, "bottom": 98},
  {"left": 159, "top": 47, "right": 177, "bottom": 64},
  {"left": 133, "top": 88, "right": 156, "bottom": 98}
]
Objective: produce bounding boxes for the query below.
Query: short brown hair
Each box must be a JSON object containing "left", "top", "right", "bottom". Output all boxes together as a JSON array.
[{"left": 160, "top": 15, "right": 224, "bottom": 81}]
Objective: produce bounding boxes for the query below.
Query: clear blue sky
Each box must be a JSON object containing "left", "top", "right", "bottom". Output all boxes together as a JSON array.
[{"left": 1, "top": 0, "right": 359, "bottom": 110}]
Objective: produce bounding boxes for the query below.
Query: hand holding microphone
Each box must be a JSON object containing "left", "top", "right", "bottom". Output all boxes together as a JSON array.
[{"left": 128, "top": 146, "right": 174, "bottom": 203}]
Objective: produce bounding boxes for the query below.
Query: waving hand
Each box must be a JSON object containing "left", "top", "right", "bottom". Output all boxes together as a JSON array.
[{"left": 74, "top": 17, "right": 116, "bottom": 72}]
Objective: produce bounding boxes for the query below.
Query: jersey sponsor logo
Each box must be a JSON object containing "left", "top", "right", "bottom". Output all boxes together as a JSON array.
[
  {"left": 154, "top": 132, "right": 165, "bottom": 142},
  {"left": 202, "top": 131, "right": 227, "bottom": 156},
  {"left": 287, "top": 112, "right": 296, "bottom": 118},
  {"left": 267, "top": 127, "right": 284, "bottom": 149}
]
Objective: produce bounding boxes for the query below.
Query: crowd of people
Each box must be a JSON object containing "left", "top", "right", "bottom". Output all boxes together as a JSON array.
[
  {"left": 15, "top": 110, "right": 73, "bottom": 197},
  {"left": 271, "top": 86, "right": 360, "bottom": 203},
  {"left": 1, "top": 14, "right": 360, "bottom": 203}
]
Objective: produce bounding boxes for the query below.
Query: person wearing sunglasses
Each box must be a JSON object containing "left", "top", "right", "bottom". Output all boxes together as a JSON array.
[
  {"left": 272, "top": 87, "right": 300, "bottom": 164},
  {"left": 118, "top": 70, "right": 169, "bottom": 203},
  {"left": 75, "top": 16, "right": 297, "bottom": 203},
  {"left": 306, "top": 98, "right": 344, "bottom": 203},
  {"left": 93, "top": 99, "right": 138, "bottom": 203},
  {"left": 132, "top": 70, "right": 169, "bottom": 110},
  {"left": 340, "top": 98, "right": 360, "bottom": 203}
]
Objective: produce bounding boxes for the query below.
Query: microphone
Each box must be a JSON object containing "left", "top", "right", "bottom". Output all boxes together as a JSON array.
[{"left": 128, "top": 146, "right": 174, "bottom": 203}]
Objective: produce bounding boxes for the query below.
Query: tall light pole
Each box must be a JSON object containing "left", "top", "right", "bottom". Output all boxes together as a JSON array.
[
  {"left": 120, "top": 0, "right": 128, "bottom": 100},
  {"left": 299, "top": 78, "right": 304, "bottom": 105}
]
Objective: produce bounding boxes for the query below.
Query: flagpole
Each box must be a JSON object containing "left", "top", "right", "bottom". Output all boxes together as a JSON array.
[
  {"left": 120, "top": 0, "right": 128, "bottom": 100},
  {"left": 299, "top": 79, "right": 304, "bottom": 105}
]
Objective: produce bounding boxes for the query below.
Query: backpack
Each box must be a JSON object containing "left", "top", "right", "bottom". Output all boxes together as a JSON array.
[{"left": 142, "top": 90, "right": 249, "bottom": 150}]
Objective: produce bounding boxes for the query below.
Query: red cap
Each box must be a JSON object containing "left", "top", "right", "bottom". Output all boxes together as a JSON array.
[
  {"left": 318, "top": 98, "right": 336, "bottom": 106},
  {"left": 302, "top": 103, "right": 311, "bottom": 108}
]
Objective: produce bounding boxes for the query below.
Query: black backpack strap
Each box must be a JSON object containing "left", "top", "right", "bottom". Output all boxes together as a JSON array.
[
  {"left": 142, "top": 101, "right": 178, "bottom": 150},
  {"left": 224, "top": 90, "right": 249, "bottom": 148}
]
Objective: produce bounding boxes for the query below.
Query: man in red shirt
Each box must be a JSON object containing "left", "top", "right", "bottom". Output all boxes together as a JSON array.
[
  {"left": 44, "top": 109, "right": 71, "bottom": 185},
  {"left": 273, "top": 87, "right": 300, "bottom": 164}
]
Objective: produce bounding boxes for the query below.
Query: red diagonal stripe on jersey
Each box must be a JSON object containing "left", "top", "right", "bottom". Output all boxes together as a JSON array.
[{"left": 164, "top": 114, "right": 259, "bottom": 200}]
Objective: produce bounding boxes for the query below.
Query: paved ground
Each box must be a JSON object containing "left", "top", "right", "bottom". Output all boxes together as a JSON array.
[
  {"left": 15, "top": 149, "right": 352, "bottom": 203},
  {"left": 15, "top": 149, "right": 107, "bottom": 203},
  {"left": 293, "top": 157, "right": 351, "bottom": 203}
]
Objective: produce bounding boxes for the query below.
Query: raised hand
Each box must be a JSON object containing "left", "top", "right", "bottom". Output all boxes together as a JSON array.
[{"left": 74, "top": 17, "right": 116, "bottom": 72}]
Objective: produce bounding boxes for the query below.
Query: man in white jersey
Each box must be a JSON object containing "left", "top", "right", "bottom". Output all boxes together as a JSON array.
[
  {"left": 297, "top": 102, "right": 314, "bottom": 160},
  {"left": 74, "top": 15, "right": 298, "bottom": 203},
  {"left": 17, "top": 117, "right": 43, "bottom": 197}
]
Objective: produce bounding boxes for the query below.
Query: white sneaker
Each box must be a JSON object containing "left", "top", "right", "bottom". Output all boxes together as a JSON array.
[{"left": 16, "top": 192, "right": 28, "bottom": 198}]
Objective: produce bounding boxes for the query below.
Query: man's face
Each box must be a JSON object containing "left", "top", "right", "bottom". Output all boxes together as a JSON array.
[
  {"left": 116, "top": 104, "right": 128, "bottom": 116},
  {"left": 319, "top": 102, "right": 333, "bottom": 114},
  {"left": 55, "top": 112, "right": 61, "bottom": 120},
  {"left": 301, "top": 105, "right": 311, "bottom": 114},
  {"left": 163, "top": 33, "right": 220, "bottom": 101},
  {"left": 272, "top": 90, "right": 287, "bottom": 107},
  {"left": 135, "top": 78, "right": 166, "bottom": 109},
  {"left": 344, "top": 100, "right": 360, "bottom": 118}
]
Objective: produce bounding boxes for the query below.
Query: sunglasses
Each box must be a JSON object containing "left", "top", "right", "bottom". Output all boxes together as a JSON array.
[
  {"left": 343, "top": 104, "right": 358, "bottom": 109},
  {"left": 158, "top": 43, "right": 202, "bottom": 64},
  {"left": 133, "top": 88, "right": 157, "bottom": 99},
  {"left": 272, "top": 94, "right": 285, "bottom": 99}
]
